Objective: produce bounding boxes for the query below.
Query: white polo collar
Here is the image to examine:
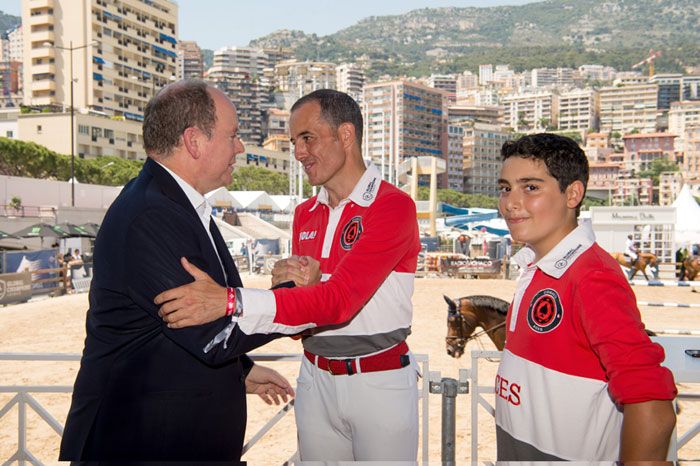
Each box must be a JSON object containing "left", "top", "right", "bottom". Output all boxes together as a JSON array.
[
  {"left": 512, "top": 221, "right": 596, "bottom": 279},
  {"left": 311, "top": 163, "right": 382, "bottom": 211}
]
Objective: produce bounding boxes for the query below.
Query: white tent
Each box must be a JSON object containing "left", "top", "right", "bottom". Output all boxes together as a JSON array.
[
  {"left": 205, "top": 187, "right": 243, "bottom": 210},
  {"left": 229, "top": 191, "right": 276, "bottom": 211},
  {"left": 672, "top": 184, "right": 700, "bottom": 247}
]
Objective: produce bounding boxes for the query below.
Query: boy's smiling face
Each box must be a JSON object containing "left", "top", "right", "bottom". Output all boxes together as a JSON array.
[{"left": 498, "top": 156, "right": 583, "bottom": 261}]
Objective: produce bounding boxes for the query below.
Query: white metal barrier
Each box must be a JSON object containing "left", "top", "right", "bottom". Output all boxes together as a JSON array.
[{"left": 0, "top": 352, "right": 430, "bottom": 465}]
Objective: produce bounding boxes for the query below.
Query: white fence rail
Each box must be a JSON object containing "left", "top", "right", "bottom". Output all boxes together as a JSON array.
[{"left": 0, "top": 352, "right": 430, "bottom": 465}]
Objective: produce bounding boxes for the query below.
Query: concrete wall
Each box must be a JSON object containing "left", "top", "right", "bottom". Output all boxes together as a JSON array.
[{"left": 1, "top": 174, "right": 122, "bottom": 209}]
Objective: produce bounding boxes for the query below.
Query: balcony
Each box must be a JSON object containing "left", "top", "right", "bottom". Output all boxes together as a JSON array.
[
  {"left": 31, "top": 30, "right": 55, "bottom": 43},
  {"left": 29, "top": 0, "right": 54, "bottom": 7},
  {"left": 31, "top": 79, "right": 56, "bottom": 92},
  {"left": 30, "top": 47, "right": 55, "bottom": 59},
  {"left": 29, "top": 14, "right": 53, "bottom": 26},
  {"left": 32, "top": 63, "right": 56, "bottom": 74}
]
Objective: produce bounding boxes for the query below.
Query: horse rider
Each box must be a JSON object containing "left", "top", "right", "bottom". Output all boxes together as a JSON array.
[{"left": 625, "top": 234, "right": 639, "bottom": 267}]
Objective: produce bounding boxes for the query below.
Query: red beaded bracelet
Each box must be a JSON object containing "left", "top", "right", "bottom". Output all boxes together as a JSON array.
[{"left": 225, "top": 287, "right": 236, "bottom": 316}]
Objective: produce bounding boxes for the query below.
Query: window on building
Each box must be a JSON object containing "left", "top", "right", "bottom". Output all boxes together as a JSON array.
[
  {"left": 36, "top": 125, "right": 42, "bottom": 134},
  {"left": 78, "top": 125, "right": 89, "bottom": 135},
  {"left": 6, "top": 131, "right": 13, "bottom": 138}
]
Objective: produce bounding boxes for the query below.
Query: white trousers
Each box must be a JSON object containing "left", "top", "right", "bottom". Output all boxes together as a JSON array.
[{"left": 294, "top": 355, "right": 419, "bottom": 462}]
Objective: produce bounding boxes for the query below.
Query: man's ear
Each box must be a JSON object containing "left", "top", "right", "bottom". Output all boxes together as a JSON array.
[
  {"left": 182, "top": 126, "right": 202, "bottom": 159},
  {"left": 566, "top": 180, "right": 585, "bottom": 208},
  {"left": 337, "top": 122, "right": 355, "bottom": 150}
]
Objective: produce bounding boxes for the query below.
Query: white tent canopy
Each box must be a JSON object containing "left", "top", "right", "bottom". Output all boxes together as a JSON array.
[
  {"left": 229, "top": 191, "right": 276, "bottom": 211},
  {"left": 673, "top": 184, "right": 700, "bottom": 248},
  {"left": 205, "top": 187, "right": 243, "bottom": 210}
]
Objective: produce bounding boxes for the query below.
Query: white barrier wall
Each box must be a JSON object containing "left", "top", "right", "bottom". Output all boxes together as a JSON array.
[{"left": 0, "top": 175, "right": 122, "bottom": 210}]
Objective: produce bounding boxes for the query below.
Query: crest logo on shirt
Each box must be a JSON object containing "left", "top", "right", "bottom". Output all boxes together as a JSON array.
[
  {"left": 527, "top": 288, "right": 563, "bottom": 333},
  {"left": 362, "top": 178, "right": 377, "bottom": 202},
  {"left": 340, "top": 216, "right": 363, "bottom": 250}
]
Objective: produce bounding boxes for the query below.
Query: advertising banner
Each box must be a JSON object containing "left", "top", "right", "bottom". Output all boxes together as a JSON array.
[
  {"left": 3, "top": 249, "right": 60, "bottom": 292},
  {"left": 0, "top": 271, "right": 32, "bottom": 305}
]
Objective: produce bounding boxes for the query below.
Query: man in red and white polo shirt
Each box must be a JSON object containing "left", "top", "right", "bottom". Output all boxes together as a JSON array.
[{"left": 155, "top": 89, "right": 422, "bottom": 462}]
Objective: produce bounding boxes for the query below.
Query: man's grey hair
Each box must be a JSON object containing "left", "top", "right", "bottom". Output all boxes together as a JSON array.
[{"left": 142, "top": 79, "right": 217, "bottom": 158}]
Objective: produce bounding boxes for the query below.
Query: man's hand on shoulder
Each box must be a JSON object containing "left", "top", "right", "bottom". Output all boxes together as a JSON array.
[
  {"left": 155, "top": 257, "right": 227, "bottom": 328},
  {"left": 245, "top": 364, "right": 295, "bottom": 405}
]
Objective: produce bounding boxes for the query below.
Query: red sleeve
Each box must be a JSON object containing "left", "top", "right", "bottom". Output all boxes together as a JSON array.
[
  {"left": 578, "top": 270, "right": 677, "bottom": 404},
  {"left": 270, "top": 192, "right": 419, "bottom": 327}
]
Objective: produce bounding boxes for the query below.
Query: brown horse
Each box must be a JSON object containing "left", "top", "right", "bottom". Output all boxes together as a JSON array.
[
  {"left": 611, "top": 252, "right": 659, "bottom": 281},
  {"left": 683, "top": 255, "right": 700, "bottom": 281},
  {"left": 444, "top": 295, "right": 508, "bottom": 357}
]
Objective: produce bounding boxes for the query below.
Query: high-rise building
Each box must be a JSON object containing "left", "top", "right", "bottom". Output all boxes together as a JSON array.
[
  {"left": 531, "top": 67, "right": 575, "bottom": 89},
  {"left": 478, "top": 64, "right": 493, "bottom": 86},
  {"left": 363, "top": 81, "right": 446, "bottom": 184},
  {"left": 446, "top": 125, "right": 465, "bottom": 192},
  {"left": 336, "top": 63, "right": 365, "bottom": 102},
  {"left": 502, "top": 91, "right": 558, "bottom": 132},
  {"left": 177, "top": 40, "right": 203, "bottom": 79},
  {"left": 598, "top": 83, "right": 658, "bottom": 134},
  {"left": 207, "top": 47, "right": 271, "bottom": 146},
  {"left": 22, "top": 0, "right": 179, "bottom": 120},
  {"left": 427, "top": 74, "right": 457, "bottom": 104},
  {"left": 274, "top": 60, "right": 337, "bottom": 107},
  {"left": 650, "top": 74, "right": 683, "bottom": 110},
  {"left": 460, "top": 121, "right": 510, "bottom": 196},
  {"left": 8, "top": 25, "right": 23, "bottom": 62},
  {"left": 558, "top": 88, "right": 598, "bottom": 131}
]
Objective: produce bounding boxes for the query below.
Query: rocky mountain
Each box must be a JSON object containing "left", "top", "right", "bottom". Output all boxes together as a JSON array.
[
  {"left": 249, "top": 0, "right": 700, "bottom": 77},
  {"left": 0, "top": 11, "right": 20, "bottom": 36}
]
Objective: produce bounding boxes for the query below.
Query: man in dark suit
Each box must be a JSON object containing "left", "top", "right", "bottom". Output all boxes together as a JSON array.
[{"left": 59, "top": 80, "right": 292, "bottom": 462}]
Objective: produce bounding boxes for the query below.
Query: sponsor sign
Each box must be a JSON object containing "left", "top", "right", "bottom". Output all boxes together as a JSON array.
[
  {"left": 443, "top": 256, "right": 502, "bottom": 275},
  {"left": 0, "top": 271, "right": 32, "bottom": 305}
]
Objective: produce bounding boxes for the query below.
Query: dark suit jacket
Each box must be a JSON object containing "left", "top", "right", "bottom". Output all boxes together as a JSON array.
[{"left": 59, "top": 158, "right": 276, "bottom": 462}]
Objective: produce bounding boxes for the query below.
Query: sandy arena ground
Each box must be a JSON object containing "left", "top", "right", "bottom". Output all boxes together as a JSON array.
[{"left": 1, "top": 276, "right": 699, "bottom": 464}]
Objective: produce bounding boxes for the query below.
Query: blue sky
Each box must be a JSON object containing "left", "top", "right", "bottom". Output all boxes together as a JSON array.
[{"left": 4, "top": 0, "right": 539, "bottom": 50}]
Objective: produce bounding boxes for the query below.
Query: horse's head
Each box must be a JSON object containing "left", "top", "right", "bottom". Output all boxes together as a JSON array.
[{"left": 444, "top": 295, "right": 479, "bottom": 358}]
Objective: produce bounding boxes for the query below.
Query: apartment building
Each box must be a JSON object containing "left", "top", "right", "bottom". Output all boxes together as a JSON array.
[
  {"left": 658, "top": 171, "right": 684, "bottom": 206},
  {"left": 598, "top": 83, "right": 658, "bottom": 134},
  {"left": 650, "top": 74, "right": 682, "bottom": 110},
  {"left": 274, "top": 60, "right": 336, "bottom": 106},
  {"left": 478, "top": 64, "right": 493, "bottom": 85},
  {"left": 427, "top": 74, "right": 457, "bottom": 103},
  {"left": 8, "top": 25, "right": 24, "bottom": 62},
  {"left": 460, "top": 121, "right": 510, "bottom": 197},
  {"left": 363, "top": 81, "right": 446, "bottom": 183},
  {"left": 502, "top": 91, "right": 558, "bottom": 132},
  {"left": 622, "top": 133, "right": 677, "bottom": 173},
  {"left": 668, "top": 101, "right": 700, "bottom": 153},
  {"left": 558, "top": 88, "right": 598, "bottom": 131},
  {"left": 336, "top": 63, "right": 364, "bottom": 102},
  {"left": 22, "top": 0, "right": 178, "bottom": 120},
  {"left": 683, "top": 126, "right": 700, "bottom": 179},
  {"left": 611, "top": 177, "right": 654, "bottom": 206},
  {"left": 235, "top": 145, "right": 290, "bottom": 174},
  {"left": 531, "top": 67, "right": 575, "bottom": 89},
  {"left": 683, "top": 76, "right": 700, "bottom": 101},
  {"left": 207, "top": 46, "right": 271, "bottom": 146},
  {"left": 447, "top": 104, "right": 503, "bottom": 125},
  {"left": 446, "top": 125, "right": 465, "bottom": 192},
  {"left": 18, "top": 111, "right": 144, "bottom": 159},
  {"left": 176, "top": 40, "right": 203, "bottom": 79}
]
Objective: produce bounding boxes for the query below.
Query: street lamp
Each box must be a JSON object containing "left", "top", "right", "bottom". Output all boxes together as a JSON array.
[{"left": 43, "top": 40, "right": 96, "bottom": 207}]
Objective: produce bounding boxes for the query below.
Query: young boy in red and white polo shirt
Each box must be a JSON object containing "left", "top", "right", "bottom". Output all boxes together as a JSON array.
[{"left": 495, "top": 133, "right": 677, "bottom": 461}]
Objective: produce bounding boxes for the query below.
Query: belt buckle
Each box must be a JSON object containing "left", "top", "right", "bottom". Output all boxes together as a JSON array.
[{"left": 328, "top": 358, "right": 354, "bottom": 376}]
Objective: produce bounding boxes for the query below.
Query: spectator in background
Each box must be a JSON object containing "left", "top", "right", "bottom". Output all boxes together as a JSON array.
[{"left": 457, "top": 234, "right": 471, "bottom": 256}]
